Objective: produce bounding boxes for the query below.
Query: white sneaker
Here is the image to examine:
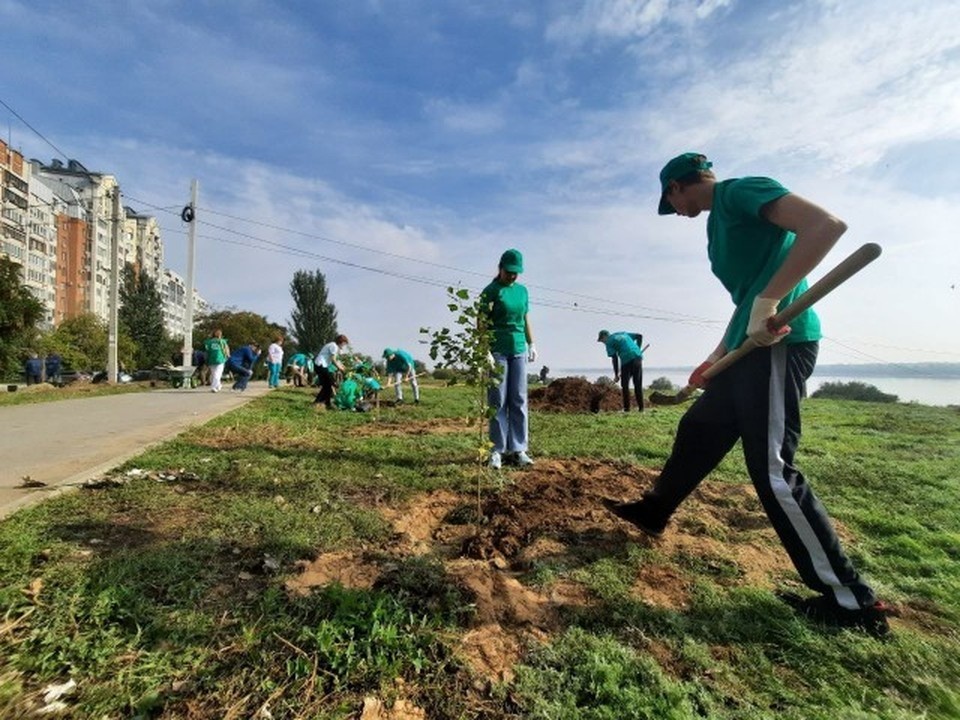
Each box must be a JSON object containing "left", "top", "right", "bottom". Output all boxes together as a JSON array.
[
  {"left": 515, "top": 451, "right": 534, "bottom": 467},
  {"left": 489, "top": 451, "right": 502, "bottom": 470}
]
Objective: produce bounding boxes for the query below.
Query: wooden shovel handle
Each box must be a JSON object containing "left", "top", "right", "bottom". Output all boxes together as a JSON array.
[{"left": 701, "top": 242, "right": 882, "bottom": 381}]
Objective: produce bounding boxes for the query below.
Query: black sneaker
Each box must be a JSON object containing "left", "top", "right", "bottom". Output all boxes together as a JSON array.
[
  {"left": 780, "top": 593, "right": 892, "bottom": 638},
  {"left": 602, "top": 498, "right": 668, "bottom": 537}
]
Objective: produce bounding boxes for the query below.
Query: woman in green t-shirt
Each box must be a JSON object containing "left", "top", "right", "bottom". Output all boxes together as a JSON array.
[
  {"left": 480, "top": 249, "right": 538, "bottom": 470},
  {"left": 204, "top": 328, "right": 230, "bottom": 393}
]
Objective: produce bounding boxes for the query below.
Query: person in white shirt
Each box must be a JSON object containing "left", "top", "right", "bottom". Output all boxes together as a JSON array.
[
  {"left": 313, "top": 334, "right": 349, "bottom": 410},
  {"left": 267, "top": 335, "right": 285, "bottom": 388}
]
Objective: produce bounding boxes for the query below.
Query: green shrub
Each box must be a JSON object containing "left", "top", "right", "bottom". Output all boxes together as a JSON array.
[
  {"left": 649, "top": 376, "right": 676, "bottom": 392},
  {"left": 811, "top": 381, "right": 898, "bottom": 403},
  {"left": 431, "top": 367, "right": 461, "bottom": 382}
]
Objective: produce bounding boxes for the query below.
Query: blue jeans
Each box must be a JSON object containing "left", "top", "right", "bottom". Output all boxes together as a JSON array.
[
  {"left": 230, "top": 363, "right": 252, "bottom": 390},
  {"left": 488, "top": 353, "right": 528, "bottom": 454}
]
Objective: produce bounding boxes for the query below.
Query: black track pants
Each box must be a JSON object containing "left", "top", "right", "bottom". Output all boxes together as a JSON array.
[
  {"left": 314, "top": 367, "right": 335, "bottom": 408},
  {"left": 645, "top": 341, "right": 876, "bottom": 610},
  {"left": 620, "top": 357, "right": 643, "bottom": 411}
]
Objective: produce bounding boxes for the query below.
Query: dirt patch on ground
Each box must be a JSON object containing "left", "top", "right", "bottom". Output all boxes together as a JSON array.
[
  {"left": 289, "top": 458, "right": 794, "bottom": 682},
  {"left": 351, "top": 418, "right": 477, "bottom": 438},
  {"left": 360, "top": 695, "right": 427, "bottom": 720},
  {"left": 529, "top": 376, "right": 645, "bottom": 413},
  {"left": 287, "top": 550, "right": 383, "bottom": 594}
]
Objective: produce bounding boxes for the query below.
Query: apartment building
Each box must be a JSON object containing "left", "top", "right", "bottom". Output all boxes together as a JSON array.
[
  {"left": 2, "top": 148, "right": 207, "bottom": 337},
  {"left": 24, "top": 178, "right": 60, "bottom": 327},
  {"left": 1, "top": 139, "right": 34, "bottom": 303},
  {"left": 124, "top": 206, "right": 164, "bottom": 282},
  {"left": 30, "top": 159, "right": 131, "bottom": 320},
  {"left": 162, "top": 268, "right": 207, "bottom": 340}
]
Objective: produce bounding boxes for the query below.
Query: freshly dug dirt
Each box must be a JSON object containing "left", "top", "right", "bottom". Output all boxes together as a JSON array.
[
  {"left": 288, "top": 458, "right": 793, "bottom": 682},
  {"left": 529, "top": 376, "right": 642, "bottom": 413}
]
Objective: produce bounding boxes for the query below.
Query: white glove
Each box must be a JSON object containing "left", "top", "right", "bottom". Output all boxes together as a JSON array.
[
  {"left": 487, "top": 351, "right": 496, "bottom": 368},
  {"left": 527, "top": 343, "right": 538, "bottom": 362},
  {"left": 747, "top": 296, "right": 790, "bottom": 346}
]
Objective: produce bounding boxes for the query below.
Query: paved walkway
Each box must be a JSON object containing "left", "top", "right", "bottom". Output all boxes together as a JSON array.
[{"left": 0, "top": 384, "right": 270, "bottom": 518}]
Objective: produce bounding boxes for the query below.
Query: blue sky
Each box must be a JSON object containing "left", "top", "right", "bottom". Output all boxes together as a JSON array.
[{"left": 3, "top": 0, "right": 959, "bottom": 370}]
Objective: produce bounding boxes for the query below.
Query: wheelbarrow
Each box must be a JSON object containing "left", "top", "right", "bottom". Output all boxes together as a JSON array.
[{"left": 161, "top": 365, "right": 198, "bottom": 389}]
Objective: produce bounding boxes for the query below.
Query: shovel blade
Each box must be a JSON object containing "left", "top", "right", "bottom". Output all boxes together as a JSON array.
[{"left": 648, "top": 386, "right": 697, "bottom": 406}]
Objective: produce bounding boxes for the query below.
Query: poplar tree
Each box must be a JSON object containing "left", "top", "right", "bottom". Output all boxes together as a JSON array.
[
  {"left": 119, "top": 263, "right": 169, "bottom": 368},
  {"left": 289, "top": 269, "right": 338, "bottom": 354}
]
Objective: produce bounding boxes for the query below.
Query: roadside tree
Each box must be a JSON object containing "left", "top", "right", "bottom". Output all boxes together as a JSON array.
[
  {"left": 194, "top": 309, "right": 285, "bottom": 376},
  {"left": 41, "top": 313, "right": 136, "bottom": 373},
  {"left": 289, "top": 269, "right": 338, "bottom": 355},
  {"left": 119, "top": 263, "right": 171, "bottom": 369},
  {"left": 0, "top": 256, "right": 44, "bottom": 379}
]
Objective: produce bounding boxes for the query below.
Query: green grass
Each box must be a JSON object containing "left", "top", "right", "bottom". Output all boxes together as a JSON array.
[
  {"left": 1, "top": 384, "right": 959, "bottom": 718},
  {"left": 0, "top": 381, "right": 149, "bottom": 406}
]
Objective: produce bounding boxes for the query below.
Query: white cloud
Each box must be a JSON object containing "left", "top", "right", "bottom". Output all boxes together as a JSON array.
[
  {"left": 5, "top": 0, "right": 960, "bottom": 374},
  {"left": 424, "top": 98, "right": 506, "bottom": 134},
  {"left": 546, "top": 0, "right": 671, "bottom": 44}
]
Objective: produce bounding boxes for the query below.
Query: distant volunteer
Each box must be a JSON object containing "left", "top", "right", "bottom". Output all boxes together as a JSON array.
[
  {"left": 597, "top": 330, "right": 645, "bottom": 412},
  {"left": 267, "top": 335, "right": 284, "bottom": 389},
  {"left": 204, "top": 328, "right": 230, "bottom": 393},
  {"left": 313, "top": 335, "right": 349, "bottom": 410},
  {"left": 286, "top": 352, "right": 312, "bottom": 387},
  {"left": 382, "top": 347, "right": 420, "bottom": 405},
  {"left": 228, "top": 342, "right": 260, "bottom": 392}
]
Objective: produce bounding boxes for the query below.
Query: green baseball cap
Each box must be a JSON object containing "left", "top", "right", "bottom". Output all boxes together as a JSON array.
[
  {"left": 597, "top": 330, "right": 609, "bottom": 341},
  {"left": 499, "top": 248, "right": 524, "bottom": 273},
  {"left": 382, "top": 348, "right": 393, "bottom": 359},
  {"left": 658, "top": 152, "right": 712, "bottom": 215}
]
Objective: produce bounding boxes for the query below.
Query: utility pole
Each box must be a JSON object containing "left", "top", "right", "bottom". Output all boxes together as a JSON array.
[
  {"left": 181, "top": 179, "right": 198, "bottom": 370},
  {"left": 106, "top": 185, "right": 121, "bottom": 383}
]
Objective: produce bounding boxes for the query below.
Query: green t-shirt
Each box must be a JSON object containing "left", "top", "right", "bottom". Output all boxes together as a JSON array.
[
  {"left": 480, "top": 279, "right": 529, "bottom": 355},
  {"left": 385, "top": 349, "right": 414, "bottom": 373},
  {"left": 605, "top": 332, "right": 642, "bottom": 365},
  {"left": 204, "top": 337, "right": 229, "bottom": 365},
  {"left": 288, "top": 353, "right": 312, "bottom": 370},
  {"left": 334, "top": 378, "right": 361, "bottom": 410},
  {"left": 707, "top": 177, "right": 821, "bottom": 351}
]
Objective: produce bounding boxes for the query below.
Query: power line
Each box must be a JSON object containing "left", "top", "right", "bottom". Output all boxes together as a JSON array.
[
  {"left": 6, "top": 97, "right": 955, "bottom": 361},
  {"left": 132, "top": 193, "right": 723, "bottom": 325},
  {"left": 163, "top": 224, "right": 724, "bottom": 326},
  {"left": 0, "top": 98, "right": 72, "bottom": 164}
]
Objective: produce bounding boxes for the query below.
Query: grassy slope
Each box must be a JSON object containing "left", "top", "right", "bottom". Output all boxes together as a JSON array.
[
  {"left": 0, "top": 382, "right": 148, "bottom": 407},
  {"left": 0, "top": 384, "right": 958, "bottom": 719}
]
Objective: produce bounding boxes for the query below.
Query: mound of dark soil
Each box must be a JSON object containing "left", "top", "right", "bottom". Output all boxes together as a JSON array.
[{"left": 528, "top": 376, "right": 623, "bottom": 413}]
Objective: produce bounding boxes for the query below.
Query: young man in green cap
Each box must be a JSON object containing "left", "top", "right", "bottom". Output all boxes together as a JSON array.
[
  {"left": 607, "top": 153, "right": 890, "bottom": 636},
  {"left": 597, "top": 329, "right": 645, "bottom": 412},
  {"left": 382, "top": 347, "right": 420, "bottom": 405}
]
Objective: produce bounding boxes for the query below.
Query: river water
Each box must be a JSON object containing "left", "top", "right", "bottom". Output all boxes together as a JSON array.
[{"left": 552, "top": 368, "right": 960, "bottom": 407}]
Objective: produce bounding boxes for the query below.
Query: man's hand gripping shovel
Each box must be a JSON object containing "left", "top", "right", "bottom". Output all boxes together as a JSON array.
[{"left": 649, "top": 243, "right": 883, "bottom": 406}]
